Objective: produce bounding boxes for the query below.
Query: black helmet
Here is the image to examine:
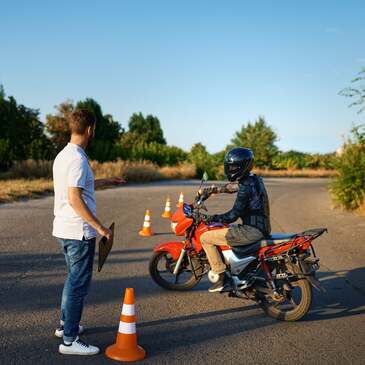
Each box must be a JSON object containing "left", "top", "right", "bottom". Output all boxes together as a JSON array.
[{"left": 224, "top": 147, "right": 254, "bottom": 182}]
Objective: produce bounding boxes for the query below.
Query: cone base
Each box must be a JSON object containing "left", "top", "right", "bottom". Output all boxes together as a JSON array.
[
  {"left": 161, "top": 212, "right": 171, "bottom": 218},
  {"left": 139, "top": 230, "right": 153, "bottom": 236},
  {"left": 105, "top": 344, "right": 146, "bottom": 362}
]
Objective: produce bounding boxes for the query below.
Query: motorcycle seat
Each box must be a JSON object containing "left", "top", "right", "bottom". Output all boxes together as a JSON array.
[
  {"left": 267, "top": 233, "right": 296, "bottom": 242},
  {"left": 231, "top": 233, "right": 296, "bottom": 258}
]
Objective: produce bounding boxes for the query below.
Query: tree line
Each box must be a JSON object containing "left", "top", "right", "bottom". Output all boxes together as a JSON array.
[{"left": 0, "top": 84, "right": 337, "bottom": 175}]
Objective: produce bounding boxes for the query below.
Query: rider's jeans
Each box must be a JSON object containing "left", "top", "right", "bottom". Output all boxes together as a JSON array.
[
  {"left": 57, "top": 237, "right": 96, "bottom": 343},
  {"left": 201, "top": 225, "right": 263, "bottom": 274}
]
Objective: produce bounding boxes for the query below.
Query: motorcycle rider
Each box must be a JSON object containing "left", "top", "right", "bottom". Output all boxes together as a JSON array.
[{"left": 199, "top": 147, "right": 271, "bottom": 293}]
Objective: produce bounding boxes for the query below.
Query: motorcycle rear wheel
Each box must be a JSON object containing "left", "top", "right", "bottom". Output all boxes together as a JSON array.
[
  {"left": 258, "top": 278, "right": 312, "bottom": 321},
  {"left": 149, "top": 251, "right": 202, "bottom": 291}
]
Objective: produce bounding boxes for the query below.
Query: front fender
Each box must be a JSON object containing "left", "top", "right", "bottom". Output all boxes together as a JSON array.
[{"left": 154, "top": 241, "right": 184, "bottom": 261}]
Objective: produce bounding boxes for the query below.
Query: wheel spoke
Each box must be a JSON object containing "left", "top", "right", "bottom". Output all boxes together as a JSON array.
[
  {"left": 290, "top": 297, "right": 298, "bottom": 308},
  {"left": 174, "top": 271, "right": 182, "bottom": 284},
  {"left": 152, "top": 251, "right": 202, "bottom": 288}
]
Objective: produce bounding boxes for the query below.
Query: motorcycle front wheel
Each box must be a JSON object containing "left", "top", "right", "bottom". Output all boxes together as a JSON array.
[{"left": 149, "top": 251, "right": 203, "bottom": 291}]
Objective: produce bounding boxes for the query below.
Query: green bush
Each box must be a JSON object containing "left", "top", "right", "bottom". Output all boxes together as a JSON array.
[
  {"left": 114, "top": 141, "right": 187, "bottom": 166},
  {"left": 272, "top": 151, "right": 336, "bottom": 170},
  {"left": 331, "top": 125, "right": 365, "bottom": 210}
]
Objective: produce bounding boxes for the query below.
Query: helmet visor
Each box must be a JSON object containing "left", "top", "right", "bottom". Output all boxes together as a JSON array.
[{"left": 226, "top": 164, "right": 240, "bottom": 173}]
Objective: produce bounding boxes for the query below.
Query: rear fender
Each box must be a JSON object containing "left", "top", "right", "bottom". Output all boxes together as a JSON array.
[{"left": 154, "top": 241, "right": 184, "bottom": 260}]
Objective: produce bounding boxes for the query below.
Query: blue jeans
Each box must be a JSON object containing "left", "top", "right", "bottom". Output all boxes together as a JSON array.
[{"left": 58, "top": 237, "right": 96, "bottom": 342}]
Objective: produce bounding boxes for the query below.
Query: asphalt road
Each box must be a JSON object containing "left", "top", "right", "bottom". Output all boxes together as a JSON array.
[{"left": 1, "top": 178, "right": 365, "bottom": 365}]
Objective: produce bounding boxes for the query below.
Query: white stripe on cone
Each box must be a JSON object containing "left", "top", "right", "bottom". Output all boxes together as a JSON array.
[
  {"left": 143, "top": 221, "right": 150, "bottom": 228},
  {"left": 118, "top": 321, "right": 136, "bottom": 334},
  {"left": 122, "top": 304, "right": 136, "bottom": 316}
]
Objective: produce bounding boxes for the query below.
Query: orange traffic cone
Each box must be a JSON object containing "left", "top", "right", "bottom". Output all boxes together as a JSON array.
[
  {"left": 105, "top": 288, "right": 146, "bottom": 362},
  {"left": 139, "top": 210, "right": 153, "bottom": 236},
  {"left": 176, "top": 192, "right": 184, "bottom": 207},
  {"left": 161, "top": 197, "right": 172, "bottom": 218}
]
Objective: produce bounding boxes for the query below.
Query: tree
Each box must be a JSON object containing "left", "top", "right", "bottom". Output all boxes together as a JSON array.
[
  {"left": 339, "top": 67, "right": 365, "bottom": 114},
  {"left": 45, "top": 100, "right": 74, "bottom": 153},
  {"left": 126, "top": 112, "right": 166, "bottom": 145},
  {"left": 76, "top": 98, "right": 123, "bottom": 161},
  {"left": 229, "top": 116, "right": 278, "bottom": 168},
  {"left": 188, "top": 143, "right": 219, "bottom": 179},
  {"left": 332, "top": 69, "right": 365, "bottom": 209},
  {"left": 46, "top": 98, "right": 123, "bottom": 161},
  {"left": 0, "top": 87, "right": 53, "bottom": 167},
  {"left": 331, "top": 125, "right": 365, "bottom": 209}
]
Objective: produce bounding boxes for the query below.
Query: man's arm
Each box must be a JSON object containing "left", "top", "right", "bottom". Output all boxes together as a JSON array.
[
  {"left": 214, "top": 182, "right": 239, "bottom": 194},
  {"left": 200, "top": 182, "right": 239, "bottom": 200},
  {"left": 94, "top": 176, "right": 125, "bottom": 189},
  {"left": 206, "top": 184, "right": 249, "bottom": 224},
  {"left": 68, "top": 187, "right": 112, "bottom": 239}
]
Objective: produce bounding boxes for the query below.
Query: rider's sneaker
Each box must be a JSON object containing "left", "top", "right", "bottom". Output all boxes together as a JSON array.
[
  {"left": 59, "top": 336, "right": 99, "bottom": 356},
  {"left": 55, "top": 324, "right": 84, "bottom": 338},
  {"left": 208, "top": 272, "right": 232, "bottom": 293}
]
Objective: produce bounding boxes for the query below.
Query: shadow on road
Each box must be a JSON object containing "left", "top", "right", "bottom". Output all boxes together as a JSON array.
[
  {"left": 0, "top": 247, "right": 152, "bottom": 275},
  {"left": 304, "top": 267, "right": 365, "bottom": 322},
  {"left": 1, "top": 246, "right": 365, "bottom": 323}
]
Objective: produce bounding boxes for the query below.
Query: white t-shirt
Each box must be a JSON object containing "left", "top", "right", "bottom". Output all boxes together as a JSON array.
[{"left": 52, "top": 143, "right": 97, "bottom": 240}]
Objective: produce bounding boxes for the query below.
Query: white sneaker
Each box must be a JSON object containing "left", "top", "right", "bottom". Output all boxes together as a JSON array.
[
  {"left": 55, "top": 324, "right": 84, "bottom": 338},
  {"left": 59, "top": 336, "right": 100, "bottom": 356}
]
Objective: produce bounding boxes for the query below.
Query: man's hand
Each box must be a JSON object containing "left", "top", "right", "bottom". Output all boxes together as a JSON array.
[
  {"left": 191, "top": 211, "right": 211, "bottom": 224},
  {"left": 199, "top": 185, "right": 217, "bottom": 201},
  {"left": 97, "top": 225, "right": 113, "bottom": 240},
  {"left": 107, "top": 176, "right": 126, "bottom": 185},
  {"left": 201, "top": 213, "right": 212, "bottom": 224},
  {"left": 68, "top": 187, "right": 113, "bottom": 238}
]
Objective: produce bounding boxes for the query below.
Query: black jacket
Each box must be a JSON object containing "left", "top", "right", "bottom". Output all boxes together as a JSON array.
[{"left": 208, "top": 174, "right": 271, "bottom": 237}]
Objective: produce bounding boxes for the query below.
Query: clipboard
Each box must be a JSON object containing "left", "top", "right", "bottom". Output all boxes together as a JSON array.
[{"left": 98, "top": 222, "right": 115, "bottom": 272}]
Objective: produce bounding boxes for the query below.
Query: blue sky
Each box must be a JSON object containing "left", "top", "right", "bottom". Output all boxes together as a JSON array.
[{"left": 1, "top": 0, "right": 364, "bottom": 153}]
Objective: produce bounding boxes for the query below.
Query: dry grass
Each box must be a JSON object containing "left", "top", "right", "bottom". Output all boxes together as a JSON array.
[
  {"left": 0, "top": 178, "right": 53, "bottom": 203},
  {"left": 253, "top": 168, "right": 338, "bottom": 178},
  {"left": 159, "top": 163, "right": 196, "bottom": 179},
  {"left": 4, "top": 160, "right": 53, "bottom": 179},
  {"left": 356, "top": 201, "right": 365, "bottom": 216},
  {"left": 91, "top": 160, "right": 163, "bottom": 182},
  {"left": 0, "top": 160, "right": 338, "bottom": 204}
]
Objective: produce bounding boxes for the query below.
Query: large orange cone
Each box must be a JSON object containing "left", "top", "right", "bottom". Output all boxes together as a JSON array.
[
  {"left": 139, "top": 210, "right": 153, "bottom": 236},
  {"left": 161, "top": 197, "right": 172, "bottom": 218},
  {"left": 176, "top": 192, "right": 184, "bottom": 207},
  {"left": 105, "top": 288, "right": 146, "bottom": 362}
]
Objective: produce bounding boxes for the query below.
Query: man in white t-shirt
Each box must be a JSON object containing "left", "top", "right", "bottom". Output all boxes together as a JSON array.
[{"left": 52, "top": 108, "right": 123, "bottom": 356}]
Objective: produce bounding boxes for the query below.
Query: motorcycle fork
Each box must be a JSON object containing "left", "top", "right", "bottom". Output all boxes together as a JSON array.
[{"left": 172, "top": 240, "right": 193, "bottom": 276}]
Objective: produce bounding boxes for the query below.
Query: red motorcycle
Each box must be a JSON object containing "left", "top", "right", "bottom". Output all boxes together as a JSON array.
[{"left": 149, "top": 182, "right": 327, "bottom": 321}]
